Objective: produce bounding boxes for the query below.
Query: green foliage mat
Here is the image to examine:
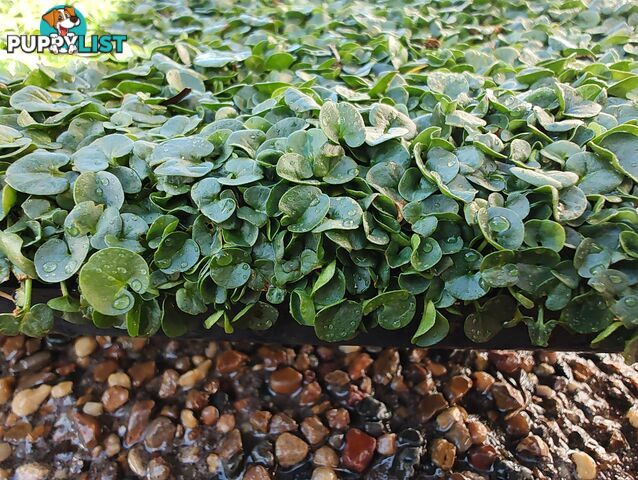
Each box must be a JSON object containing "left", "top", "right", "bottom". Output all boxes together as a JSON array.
[{"left": 0, "top": 0, "right": 637, "bottom": 359}]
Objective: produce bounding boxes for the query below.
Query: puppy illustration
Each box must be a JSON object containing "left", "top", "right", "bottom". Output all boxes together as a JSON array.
[{"left": 41, "top": 6, "right": 81, "bottom": 54}]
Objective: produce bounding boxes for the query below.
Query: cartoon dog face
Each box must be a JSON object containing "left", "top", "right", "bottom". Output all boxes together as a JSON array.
[{"left": 42, "top": 7, "right": 80, "bottom": 36}]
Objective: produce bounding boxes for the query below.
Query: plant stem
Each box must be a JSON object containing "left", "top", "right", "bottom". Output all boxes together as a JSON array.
[
  {"left": 60, "top": 281, "right": 69, "bottom": 297},
  {"left": 23, "top": 278, "right": 32, "bottom": 311}
]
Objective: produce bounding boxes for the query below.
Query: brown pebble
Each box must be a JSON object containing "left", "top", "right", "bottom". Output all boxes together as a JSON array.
[
  {"left": 144, "top": 417, "right": 176, "bottom": 451},
  {"left": 11, "top": 385, "right": 51, "bottom": 417},
  {"left": 467, "top": 420, "right": 488, "bottom": 445},
  {"left": 128, "top": 361, "right": 156, "bottom": 388},
  {"left": 102, "top": 386, "right": 129, "bottom": 413},
  {"left": 93, "top": 360, "right": 118, "bottom": 382},
  {"left": 373, "top": 349, "right": 399, "bottom": 385},
  {"left": 14, "top": 463, "right": 50, "bottom": 480},
  {"left": 0, "top": 443, "right": 12, "bottom": 463},
  {"left": 216, "top": 350, "right": 248, "bottom": 374},
  {"left": 83, "top": 401, "right": 103, "bottom": 416},
  {"left": 312, "top": 467, "right": 337, "bottom": 480},
  {"left": 74, "top": 337, "right": 97, "bottom": 357},
  {"left": 516, "top": 434, "right": 549, "bottom": 460},
  {"left": 217, "top": 413, "right": 236, "bottom": 434},
  {"left": 572, "top": 451, "right": 597, "bottom": 480},
  {"left": 276, "top": 432, "right": 309, "bottom": 468},
  {"left": 468, "top": 445, "right": 497, "bottom": 470},
  {"left": 181, "top": 409, "right": 198, "bottom": 429},
  {"left": 436, "top": 407, "right": 465, "bottom": 432},
  {"left": 313, "top": 446, "right": 339, "bottom": 467},
  {"left": 185, "top": 390, "right": 208, "bottom": 411},
  {"left": 104, "top": 433, "right": 121, "bottom": 457},
  {"left": 325, "top": 408, "right": 349, "bottom": 430},
  {"left": 472, "top": 371, "right": 495, "bottom": 393},
  {"left": 270, "top": 412, "right": 298, "bottom": 434},
  {"left": 270, "top": 367, "right": 303, "bottom": 395},
  {"left": 206, "top": 453, "right": 220, "bottom": 473},
  {"left": 0, "top": 377, "right": 14, "bottom": 405},
  {"left": 418, "top": 393, "right": 448, "bottom": 423},
  {"left": 147, "top": 457, "right": 171, "bottom": 480},
  {"left": 51, "top": 381, "right": 73, "bottom": 399},
  {"left": 489, "top": 351, "right": 522, "bottom": 374},
  {"left": 215, "top": 428, "right": 243, "bottom": 459},
  {"left": 201, "top": 406, "right": 219, "bottom": 426},
  {"left": 445, "top": 375, "right": 473, "bottom": 403},
  {"left": 377, "top": 433, "right": 397, "bottom": 456},
  {"left": 159, "top": 369, "right": 179, "bottom": 398},
  {"left": 301, "top": 416, "right": 329, "bottom": 445},
  {"left": 127, "top": 446, "right": 147, "bottom": 477},
  {"left": 342, "top": 428, "right": 376, "bottom": 473},
  {"left": 72, "top": 411, "right": 101, "bottom": 449},
  {"left": 431, "top": 437, "right": 456, "bottom": 471},
  {"left": 348, "top": 353, "right": 373, "bottom": 380},
  {"left": 505, "top": 411, "right": 531, "bottom": 437},
  {"left": 491, "top": 382, "right": 525, "bottom": 411},
  {"left": 250, "top": 410, "right": 272, "bottom": 433},
  {"left": 299, "top": 381, "right": 322, "bottom": 405},
  {"left": 244, "top": 465, "right": 271, "bottom": 480},
  {"left": 108, "top": 372, "right": 132, "bottom": 389},
  {"left": 126, "top": 400, "right": 155, "bottom": 446}
]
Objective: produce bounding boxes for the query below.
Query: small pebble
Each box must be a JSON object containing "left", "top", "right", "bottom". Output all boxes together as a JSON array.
[
  {"left": 431, "top": 437, "right": 456, "bottom": 471},
  {"left": 572, "top": 451, "right": 597, "bottom": 480},
  {"left": 127, "top": 447, "right": 147, "bottom": 477},
  {"left": 627, "top": 406, "right": 638, "bottom": 429},
  {"left": 201, "top": 406, "right": 219, "bottom": 426},
  {"left": 51, "top": 381, "right": 73, "bottom": 399},
  {"left": 217, "top": 413, "right": 235, "bottom": 434},
  {"left": 0, "top": 443, "right": 11, "bottom": 463},
  {"left": 83, "top": 401, "right": 104, "bottom": 416},
  {"left": 313, "top": 445, "right": 339, "bottom": 467},
  {"left": 147, "top": 457, "right": 171, "bottom": 480},
  {"left": 102, "top": 386, "right": 129, "bottom": 412},
  {"left": 312, "top": 467, "right": 338, "bottom": 480},
  {"left": 216, "top": 350, "right": 247, "bottom": 374},
  {"left": 181, "top": 409, "right": 198, "bottom": 429},
  {"left": 14, "top": 463, "right": 50, "bottom": 480},
  {"left": 270, "top": 367, "right": 303, "bottom": 395},
  {"left": 301, "top": 416, "right": 329, "bottom": 445},
  {"left": 244, "top": 465, "right": 271, "bottom": 480},
  {"left": 342, "top": 428, "right": 376, "bottom": 473},
  {"left": 0, "top": 377, "right": 14, "bottom": 405},
  {"left": 377, "top": 433, "right": 397, "bottom": 456},
  {"left": 275, "top": 432, "right": 309, "bottom": 468},
  {"left": 11, "top": 384, "right": 51, "bottom": 417},
  {"left": 74, "top": 337, "right": 97, "bottom": 357},
  {"left": 108, "top": 372, "right": 132, "bottom": 389},
  {"left": 104, "top": 433, "right": 121, "bottom": 457}
]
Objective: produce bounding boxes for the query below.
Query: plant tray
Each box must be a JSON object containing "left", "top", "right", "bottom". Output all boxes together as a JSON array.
[{"left": 3, "top": 286, "right": 620, "bottom": 352}]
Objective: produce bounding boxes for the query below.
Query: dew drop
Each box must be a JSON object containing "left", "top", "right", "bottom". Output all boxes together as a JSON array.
[
  {"left": 464, "top": 251, "right": 479, "bottom": 262},
  {"left": 609, "top": 274, "right": 623, "bottom": 284},
  {"left": 96, "top": 187, "right": 103, "bottom": 195},
  {"left": 117, "top": 267, "right": 126, "bottom": 274},
  {"left": 589, "top": 264, "right": 605, "bottom": 275},
  {"left": 100, "top": 177, "right": 110, "bottom": 186},
  {"left": 180, "top": 261, "right": 188, "bottom": 269},
  {"left": 64, "top": 260, "right": 77, "bottom": 274},
  {"left": 625, "top": 296, "right": 638, "bottom": 308},
  {"left": 241, "top": 264, "right": 250, "bottom": 270},
  {"left": 43, "top": 262, "right": 57, "bottom": 273},
  {"left": 344, "top": 219, "right": 354, "bottom": 227},
  {"left": 488, "top": 215, "right": 510, "bottom": 233},
  {"left": 347, "top": 210, "right": 357, "bottom": 216},
  {"left": 130, "top": 279, "right": 143, "bottom": 292},
  {"left": 113, "top": 295, "right": 131, "bottom": 310},
  {"left": 67, "top": 226, "right": 80, "bottom": 237},
  {"left": 421, "top": 242, "right": 433, "bottom": 253}
]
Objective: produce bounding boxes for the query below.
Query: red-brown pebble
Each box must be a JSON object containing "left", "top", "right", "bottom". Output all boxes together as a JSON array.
[
  {"left": 216, "top": 350, "right": 248, "bottom": 374},
  {"left": 101, "top": 386, "right": 129, "bottom": 413},
  {"left": 342, "top": 428, "right": 376, "bottom": 473},
  {"left": 270, "top": 367, "right": 303, "bottom": 395}
]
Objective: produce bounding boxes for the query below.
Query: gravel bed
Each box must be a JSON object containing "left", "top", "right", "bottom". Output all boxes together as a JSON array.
[{"left": 0, "top": 336, "right": 637, "bottom": 479}]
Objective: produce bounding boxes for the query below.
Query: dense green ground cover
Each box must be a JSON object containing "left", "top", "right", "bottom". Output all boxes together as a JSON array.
[{"left": 0, "top": 0, "right": 637, "bottom": 358}]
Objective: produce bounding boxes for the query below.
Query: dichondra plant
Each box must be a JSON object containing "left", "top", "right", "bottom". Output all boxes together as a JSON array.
[{"left": 0, "top": 0, "right": 637, "bottom": 359}]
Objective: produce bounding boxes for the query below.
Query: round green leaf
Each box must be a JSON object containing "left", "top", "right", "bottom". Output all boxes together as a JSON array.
[
  {"left": 314, "top": 300, "right": 362, "bottom": 342},
  {"left": 79, "top": 247, "right": 150, "bottom": 316},
  {"left": 5, "top": 151, "right": 70, "bottom": 195}
]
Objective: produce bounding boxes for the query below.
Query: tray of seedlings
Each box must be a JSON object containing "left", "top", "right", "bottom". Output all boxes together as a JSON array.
[{"left": 0, "top": 0, "right": 637, "bottom": 361}]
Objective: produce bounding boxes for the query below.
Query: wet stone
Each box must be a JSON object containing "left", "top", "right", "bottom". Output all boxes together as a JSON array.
[
  {"left": 377, "top": 433, "right": 397, "bottom": 456},
  {"left": 144, "top": 417, "right": 176, "bottom": 451},
  {"left": 505, "top": 411, "right": 531, "bottom": 437},
  {"left": 491, "top": 381, "right": 525, "bottom": 411},
  {"left": 516, "top": 434, "right": 549, "bottom": 460},
  {"left": 250, "top": 410, "right": 272, "bottom": 433},
  {"left": 12, "top": 385, "right": 51, "bottom": 417},
  {"left": 158, "top": 369, "right": 179, "bottom": 398},
  {"left": 373, "top": 348, "right": 399, "bottom": 385},
  {"left": 313, "top": 446, "right": 339, "bottom": 468},
  {"left": 270, "top": 367, "right": 303, "bottom": 395},
  {"left": 216, "top": 350, "right": 248, "bottom": 374},
  {"left": 468, "top": 445, "right": 497, "bottom": 470},
  {"left": 102, "top": 386, "right": 129, "bottom": 413},
  {"left": 418, "top": 393, "right": 448, "bottom": 423},
  {"left": 325, "top": 408, "right": 349, "bottom": 430},
  {"left": 94, "top": 360, "right": 119, "bottom": 382},
  {"left": 15, "top": 463, "right": 50, "bottom": 480},
  {"left": 72, "top": 411, "right": 101, "bottom": 449},
  {"left": 269, "top": 413, "right": 298, "bottom": 434},
  {"left": 342, "top": 428, "right": 376, "bottom": 473},
  {"left": 216, "top": 428, "right": 243, "bottom": 459},
  {"left": 244, "top": 465, "right": 271, "bottom": 480},
  {"left": 275, "top": 432, "right": 309, "bottom": 468},
  {"left": 128, "top": 361, "right": 156, "bottom": 388},
  {"left": 126, "top": 400, "right": 155, "bottom": 446},
  {"left": 445, "top": 375, "right": 473, "bottom": 403},
  {"left": 431, "top": 438, "right": 456, "bottom": 471},
  {"left": 301, "top": 416, "right": 329, "bottom": 445},
  {"left": 147, "top": 457, "right": 171, "bottom": 480}
]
